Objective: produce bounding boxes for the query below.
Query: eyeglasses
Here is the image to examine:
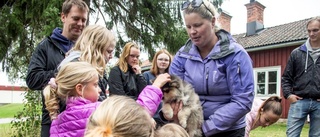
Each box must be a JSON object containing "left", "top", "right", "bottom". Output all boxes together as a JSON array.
[
  {"left": 157, "top": 58, "right": 169, "bottom": 62},
  {"left": 181, "top": 0, "right": 214, "bottom": 16},
  {"left": 129, "top": 54, "right": 140, "bottom": 59}
]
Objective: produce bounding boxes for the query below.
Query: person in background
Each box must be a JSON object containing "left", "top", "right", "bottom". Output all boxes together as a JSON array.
[
  {"left": 143, "top": 49, "right": 172, "bottom": 127},
  {"left": 25, "top": 0, "right": 89, "bottom": 136},
  {"left": 245, "top": 96, "right": 282, "bottom": 137},
  {"left": 58, "top": 24, "right": 116, "bottom": 101},
  {"left": 169, "top": 0, "right": 255, "bottom": 136},
  {"left": 44, "top": 62, "right": 171, "bottom": 136},
  {"left": 282, "top": 16, "right": 320, "bottom": 137},
  {"left": 108, "top": 42, "right": 147, "bottom": 100}
]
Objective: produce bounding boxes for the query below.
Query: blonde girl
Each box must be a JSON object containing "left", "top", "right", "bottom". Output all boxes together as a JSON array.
[
  {"left": 59, "top": 24, "right": 116, "bottom": 100},
  {"left": 44, "top": 62, "right": 101, "bottom": 137},
  {"left": 45, "top": 62, "right": 171, "bottom": 136},
  {"left": 108, "top": 42, "right": 147, "bottom": 100}
]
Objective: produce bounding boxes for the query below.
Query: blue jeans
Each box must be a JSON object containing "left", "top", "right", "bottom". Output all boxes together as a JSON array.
[{"left": 286, "top": 99, "right": 320, "bottom": 137}]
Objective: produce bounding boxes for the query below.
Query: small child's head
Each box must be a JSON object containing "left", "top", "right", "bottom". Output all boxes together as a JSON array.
[
  {"left": 257, "top": 96, "right": 282, "bottom": 127},
  {"left": 154, "top": 123, "right": 190, "bottom": 137},
  {"left": 84, "top": 95, "right": 154, "bottom": 137},
  {"left": 44, "top": 62, "right": 101, "bottom": 119},
  {"left": 72, "top": 24, "right": 116, "bottom": 75}
]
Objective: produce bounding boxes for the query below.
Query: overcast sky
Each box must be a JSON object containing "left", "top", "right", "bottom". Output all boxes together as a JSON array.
[
  {"left": 1, "top": 0, "right": 320, "bottom": 86},
  {"left": 221, "top": 0, "right": 320, "bottom": 34}
]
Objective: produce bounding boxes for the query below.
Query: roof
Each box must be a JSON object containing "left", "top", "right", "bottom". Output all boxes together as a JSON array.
[{"left": 233, "top": 17, "right": 311, "bottom": 49}]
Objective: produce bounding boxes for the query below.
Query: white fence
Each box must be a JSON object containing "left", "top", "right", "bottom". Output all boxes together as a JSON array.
[{"left": 0, "top": 86, "right": 26, "bottom": 104}]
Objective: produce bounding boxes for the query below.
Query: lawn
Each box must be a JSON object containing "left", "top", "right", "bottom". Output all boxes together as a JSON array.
[
  {"left": 0, "top": 103, "right": 24, "bottom": 118},
  {"left": 251, "top": 122, "right": 310, "bottom": 137},
  {"left": 0, "top": 123, "right": 13, "bottom": 137}
]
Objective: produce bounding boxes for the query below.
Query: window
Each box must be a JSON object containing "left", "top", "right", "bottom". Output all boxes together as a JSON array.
[{"left": 253, "top": 66, "right": 281, "bottom": 99}]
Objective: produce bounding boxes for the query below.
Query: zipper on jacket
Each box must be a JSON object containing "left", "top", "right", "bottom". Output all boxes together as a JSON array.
[
  {"left": 206, "top": 67, "right": 209, "bottom": 95},
  {"left": 237, "top": 63, "right": 243, "bottom": 86}
]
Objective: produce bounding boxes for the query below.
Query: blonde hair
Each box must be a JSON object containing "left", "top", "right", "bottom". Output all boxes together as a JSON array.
[
  {"left": 150, "top": 49, "right": 172, "bottom": 76},
  {"left": 116, "top": 42, "right": 140, "bottom": 73},
  {"left": 182, "top": 0, "right": 220, "bottom": 31},
  {"left": 71, "top": 25, "right": 116, "bottom": 75},
  {"left": 307, "top": 16, "right": 320, "bottom": 28},
  {"left": 154, "top": 123, "right": 190, "bottom": 137},
  {"left": 62, "top": 0, "right": 89, "bottom": 15},
  {"left": 84, "top": 95, "right": 154, "bottom": 137},
  {"left": 43, "top": 62, "right": 99, "bottom": 120}
]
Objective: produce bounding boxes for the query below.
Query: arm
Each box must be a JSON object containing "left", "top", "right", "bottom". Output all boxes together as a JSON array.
[
  {"left": 26, "top": 40, "right": 56, "bottom": 90},
  {"left": 136, "top": 73, "right": 147, "bottom": 93},
  {"left": 281, "top": 52, "right": 295, "bottom": 99},
  {"left": 136, "top": 85, "right": 163, "bottom": 116},
  {"left": 108, "top": 66, "right": 126, "bottom": 96},
  {"left": 203, "top": 51, "right": 255, "bottom": 136},
  {"left": 136, "top": 73, "right": 170, "bottom": 116}
]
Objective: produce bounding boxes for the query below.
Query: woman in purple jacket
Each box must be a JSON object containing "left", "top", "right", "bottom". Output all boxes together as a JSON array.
[
  {"left": 168, "top": 0, "right": 255, "bottom": 136},
  {"left": 44, "top": 62, "right": 170, "bottom": 137}
]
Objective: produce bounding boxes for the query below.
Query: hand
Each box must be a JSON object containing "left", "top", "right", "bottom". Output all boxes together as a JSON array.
[
  {"left": 287, "top": 94, "right": 303, "bottom": 103},
  {"left": 164, "top": 101, "right": 183, "bottom": 124},
  {"left": 131, "top": 65, "right": 141, "bottom": 74},
  {"left": 152, "top": 73, "right": 171, "bottom": 88}
]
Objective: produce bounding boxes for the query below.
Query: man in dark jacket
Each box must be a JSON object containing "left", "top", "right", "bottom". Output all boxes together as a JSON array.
[
  {"left": 282, "top": 16, "right": 320, "bottom": 137},
  {"left": 26, "top": 0, "right": 89, "bottom": 136}
]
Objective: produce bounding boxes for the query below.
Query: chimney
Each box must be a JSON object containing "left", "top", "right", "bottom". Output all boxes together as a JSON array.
[
  {"left": 218, "top": 10, "right": 232, "bottom": 33},
  {"left": 245, "top": 0, "right": 265, "bottom": 36}
]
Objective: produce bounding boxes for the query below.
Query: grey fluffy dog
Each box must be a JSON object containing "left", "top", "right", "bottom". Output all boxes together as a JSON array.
[{"left": 161, "top": 75, "right": 203, "bottom": 137}]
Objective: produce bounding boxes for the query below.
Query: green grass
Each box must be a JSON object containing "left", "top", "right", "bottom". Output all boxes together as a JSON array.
[
  {"left": 251, "top": 123, "right": 310, "bottom": 137},
  {"left": 0, "top": 104, "right": 24, "bottom": 118},
  {"left": 0, "top": 123, "right": 13, "bottom": 137}
]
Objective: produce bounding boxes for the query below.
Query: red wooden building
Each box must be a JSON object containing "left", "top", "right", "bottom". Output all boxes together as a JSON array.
[{"left": 219, "top": 1, "right": 312, "bottom": 118}]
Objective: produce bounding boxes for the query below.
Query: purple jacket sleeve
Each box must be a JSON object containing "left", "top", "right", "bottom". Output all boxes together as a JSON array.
[{"left": 136, "top": 85, "right": 163, "bottom": 116}]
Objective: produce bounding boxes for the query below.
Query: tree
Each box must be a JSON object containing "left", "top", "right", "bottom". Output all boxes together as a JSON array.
[{"left": 0, "top": 0, "right": 224, "bottom": 135}]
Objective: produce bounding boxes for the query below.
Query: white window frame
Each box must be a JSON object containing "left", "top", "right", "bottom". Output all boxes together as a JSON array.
[{"left": 253, "top": 66, "right": 281, "bottom": 100}]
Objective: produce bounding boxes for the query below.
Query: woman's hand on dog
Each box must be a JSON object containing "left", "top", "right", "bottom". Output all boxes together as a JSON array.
[
  {"left": 164, "top": 101, "right": 183, "bottom": 124},
  {"left": 152, "top": 73, "right": 171, "bottom": 88}
]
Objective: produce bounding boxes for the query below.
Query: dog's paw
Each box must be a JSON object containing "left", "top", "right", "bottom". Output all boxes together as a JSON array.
[
  {"left": 180, "top": 120, "right": 187, "bottom": 128},
  {"left": 163, "top": 111, "right": 173, "bottom": 119}
]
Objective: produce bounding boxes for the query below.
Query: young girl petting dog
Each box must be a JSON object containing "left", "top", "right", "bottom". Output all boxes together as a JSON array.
[
  {"left": 245, "top": 96, "right": 282, "bottom": 137},
  {"left": 85, "top": 96, "right": 189, "bottom": 137},
  {"left": 44, "top": 62, "right": 170, "bottom": 136}
]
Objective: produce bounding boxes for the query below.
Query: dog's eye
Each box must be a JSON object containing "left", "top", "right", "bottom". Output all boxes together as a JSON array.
[{"left": 161, "top": 87, "right": 170, "bottom": 93}]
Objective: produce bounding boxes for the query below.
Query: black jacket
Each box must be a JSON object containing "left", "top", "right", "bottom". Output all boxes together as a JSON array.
[
  {"left": 108, "top": 65, "right": 147, "bottom": 100},
  {"left": 282, "top": 44, "right": 320, "bottom": 99},
  {"left": 26, "top": 36, "right": 67, "bottom": 126}
]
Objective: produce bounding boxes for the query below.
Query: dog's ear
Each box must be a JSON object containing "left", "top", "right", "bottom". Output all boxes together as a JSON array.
[{"left": 170, "top": 81, "right": 180, "bottom": 89}]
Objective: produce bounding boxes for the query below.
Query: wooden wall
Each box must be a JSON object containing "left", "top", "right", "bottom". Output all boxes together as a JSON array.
[{"left": 248, "top": 45, "right": 298, "bottom": 118}]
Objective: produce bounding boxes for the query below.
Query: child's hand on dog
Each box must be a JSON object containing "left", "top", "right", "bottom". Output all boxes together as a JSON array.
[
  {"left": 164, "top": 100, "right": 183, "bottom": 124},
  {"left": 152, "top": 73, "right": 171, "bottom": 88}
]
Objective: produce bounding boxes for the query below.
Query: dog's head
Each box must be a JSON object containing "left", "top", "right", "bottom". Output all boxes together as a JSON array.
[{"left": 161, "top": 75, "right": 185, "bottom": 103}]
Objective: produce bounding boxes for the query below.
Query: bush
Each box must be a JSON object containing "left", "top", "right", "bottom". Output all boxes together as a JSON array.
[{"left": 11, "top": 89, "right": 42, "bottom": 137}]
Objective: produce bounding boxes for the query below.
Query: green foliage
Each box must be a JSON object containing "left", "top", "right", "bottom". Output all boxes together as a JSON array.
[
  {"left": 11, "top": 89, "right": 42, "bottom": 137},
  {"left": 0, "top": 104, "right": 24, "bottom": 118}
]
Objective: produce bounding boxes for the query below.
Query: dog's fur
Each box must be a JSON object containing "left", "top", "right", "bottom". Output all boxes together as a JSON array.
[{"left": 161, "top": 75, "right": 203, "bottom": 137}]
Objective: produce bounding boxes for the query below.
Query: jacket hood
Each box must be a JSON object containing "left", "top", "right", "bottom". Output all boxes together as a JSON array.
[
  {"left": 50, "top": 28, "right": 74, "bottom": 53},
  {"left": 179, "top": 29, "right": 240, "bottom": 60},
  {"left": 58, "top": 50, "right": 81, "bottom": 70}
]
